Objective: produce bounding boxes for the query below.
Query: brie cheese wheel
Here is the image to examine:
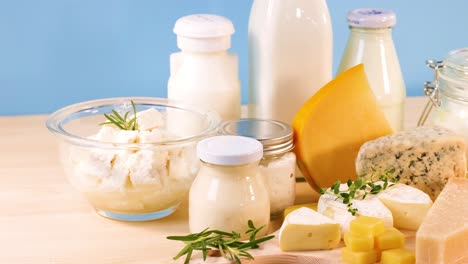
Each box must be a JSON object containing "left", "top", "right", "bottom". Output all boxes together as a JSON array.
[
  {"left": 377, "top": 183, "right": 432, "bottom": 230},
  {"left": 318, "top": 184, "right": 393, "bottom": 233},
  {"left": 279, "top": 207, "right": 341, "bottom": 251}
]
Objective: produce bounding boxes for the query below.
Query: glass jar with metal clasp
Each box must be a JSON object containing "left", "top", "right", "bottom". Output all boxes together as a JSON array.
[{"left": 419, "top": 48, "right": 468, "bottom": 149}]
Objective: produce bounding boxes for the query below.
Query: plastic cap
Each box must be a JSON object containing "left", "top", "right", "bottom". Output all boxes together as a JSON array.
[
  {"left": 173, "top": 14, "right": 235, "bottom": 52},
  {"left": 197, "top": 136, "right": 263, "bottom": 166},
  {"left": 347, "top": 8, "right": 396, "bottom": 28}
]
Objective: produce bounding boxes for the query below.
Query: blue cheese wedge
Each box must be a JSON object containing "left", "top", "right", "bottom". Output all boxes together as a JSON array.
[{"left": 356, "top": 126, "right": 466, "bottom": 200}]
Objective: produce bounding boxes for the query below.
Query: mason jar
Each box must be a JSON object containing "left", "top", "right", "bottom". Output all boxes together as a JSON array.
[
  {"left": 220, "top": 119, "right": 296, "bottom": 218},
  {"left": 419, "top": 48, "right": 468, "bottom": 160},
  {"left": 189, "top": 135, "right": 270, "bottom": 240}
]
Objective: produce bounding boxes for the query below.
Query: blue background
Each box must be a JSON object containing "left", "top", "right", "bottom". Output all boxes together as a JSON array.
[{"left": 0, "top": 0, "right": 466, "bottom": 115}]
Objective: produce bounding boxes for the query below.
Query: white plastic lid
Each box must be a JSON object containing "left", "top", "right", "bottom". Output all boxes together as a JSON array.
[
  {"left": 197, "top": 136, "right": 263, "bottom": 166},
  {"left": 173, "top": 14, "right": 235, "bottom": 52},
  {"left": 347, "top": 8, "right": 396, "bottom": 28}
]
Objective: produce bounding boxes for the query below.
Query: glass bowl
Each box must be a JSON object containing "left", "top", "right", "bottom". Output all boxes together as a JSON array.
[{"left": 46, "top": 97, "right": 220, "bottom": 221}]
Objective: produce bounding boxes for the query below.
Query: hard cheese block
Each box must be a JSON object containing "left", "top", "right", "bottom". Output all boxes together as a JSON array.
[
  {"left": 377, "top": 183, "right": 432, "bottom": 230},
  {"left": 293, "top": 64, "right": 393, "bottom": 190},
  {"left": 279, "top": 207, "right": 341, "bottom": 251},
  {"left": 356, "top": 126, "right": 466, "bottom": 199},
  {"left": 416, "top": 178, "right": 468, "bottom": 264}
]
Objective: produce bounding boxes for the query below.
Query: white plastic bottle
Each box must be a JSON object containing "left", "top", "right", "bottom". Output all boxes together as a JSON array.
[
  {"left": 248, "top": 0, "right": 333, "bottom": 124},
  {"left": 168, "top": 14, "right": 240, "bottom": 121},
  {"left": 337, "top": 8, "right": 406, "bottom": 131}
]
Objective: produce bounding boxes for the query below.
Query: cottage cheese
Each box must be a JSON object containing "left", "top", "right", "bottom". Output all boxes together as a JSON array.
[{"left": 68, "top": 108, "right": 198, "bottom": 213}]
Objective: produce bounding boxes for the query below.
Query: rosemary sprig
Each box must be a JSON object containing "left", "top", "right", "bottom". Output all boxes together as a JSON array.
[
  {"left": 99, "top": 100, "right": 139, "bottom": 130},
  {"left": 319, "top": 168, "right": 400, "bottom": 216},
  {"left": 167, "top": 220, "right": 274, "bottom": 264}
]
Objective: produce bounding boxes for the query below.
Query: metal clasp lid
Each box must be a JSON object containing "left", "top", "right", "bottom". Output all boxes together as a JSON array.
[{"left": 417, "top": 60, "right": 445, "bottom": 126}]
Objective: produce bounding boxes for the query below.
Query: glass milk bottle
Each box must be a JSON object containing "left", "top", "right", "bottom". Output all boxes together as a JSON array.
[
  {"left": 248, "top": 0, "right": 333, "bottom": 125},
  {"left": 168, "top": 14, "right": 241, "bottom": 121},
  {"left": 338, "top": 8, "right": 406, "bottom": 131},
  {"left": 189, "top": 136, "right": 270, "bottom": 240}
]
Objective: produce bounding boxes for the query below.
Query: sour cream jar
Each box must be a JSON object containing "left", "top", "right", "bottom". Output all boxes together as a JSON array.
[
  {"left": 189, "top": 136, "right": 270, "bottom": 239},
  {"left": 220, "top": 119, "right": 296, "bottom": 218}
]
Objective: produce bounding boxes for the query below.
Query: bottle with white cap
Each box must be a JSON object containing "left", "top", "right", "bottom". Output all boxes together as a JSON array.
[
  {"left": 337, "top": 8, "right": 406, "bottom": 131},
  {"left": 168, "top": 14, "right": 240, "bottom": 121},
  {"left": 189, "top": 136, "right": 270, "bottom": 240}
]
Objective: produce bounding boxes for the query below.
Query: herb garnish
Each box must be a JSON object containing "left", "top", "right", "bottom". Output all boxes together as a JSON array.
[
  {"left": 319, "top": 168, "right": 400, "bottom": 216},
  {"left": 167, "top": 220, "right": 274, "bottom": 264},
  {"left": 99, "top": 100, "right": 139, "bottom": 130}
]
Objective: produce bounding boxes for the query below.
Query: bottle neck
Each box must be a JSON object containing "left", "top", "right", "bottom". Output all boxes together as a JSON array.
[{"left": 349, "top": 26, "right": 393, "bottom": 39}]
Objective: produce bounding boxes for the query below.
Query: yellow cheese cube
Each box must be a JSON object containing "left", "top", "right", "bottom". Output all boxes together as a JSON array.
[
  {"left": 282, "top": 203, "right": 318, "bottom": 219},
  {"left": 375, "top": 227, "right": 405, "bottom": 250},
  {"left": 381, "top": 248, "right": 415, "bottom": 264},
  {"left": 350, "top": 216, "right": 385, "bottom": 236},
  {"left": 344, "top": 231, "right": 374, "bottom": 252},
  {"left": 342, "top": 247, "right": 378, "bottom": 264}
]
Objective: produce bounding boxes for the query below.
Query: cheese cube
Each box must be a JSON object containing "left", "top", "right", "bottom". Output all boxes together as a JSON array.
[
  {"left": 134, "top": 108, "right": 164, "bottom": 131},
  {"left": 278, "top": 207, "right": 341, "bottom": 251},
  {"left": 356, "top": 126, "right": 466, "bottom": 200},
  {"left": 377, "top": 183, "right": 432, "bottom": 230},
  {"left": 416, "top": 178, "right": 468, "bottom": 264},
  {"left": 344, "top": 231, "right": 374, "bottom": 252},
  {"left": 350, "top": 216, "right": 385, "bottom": 236},
  {"left": 283, "top": 203, "right": 318, "bottom": 219},
  {"left": 341, "top": 247, "right": 378, "bottom": 264},
  {"left": 381, "top": 248, "right": 415, "bottom": 264},
  {"left": 375, "top": 227, "right": 405, "bottom": 250}
]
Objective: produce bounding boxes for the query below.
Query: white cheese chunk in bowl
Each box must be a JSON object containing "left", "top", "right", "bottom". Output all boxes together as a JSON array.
[{"left": 46, "top": 97, "right": 220, "bottom": 221}]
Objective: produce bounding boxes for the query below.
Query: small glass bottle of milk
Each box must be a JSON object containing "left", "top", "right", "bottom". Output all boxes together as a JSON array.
[
  {"left": 168, "top": 14, "right": 240, "bottom": 121},
  {"left": 220, "top": 119, "right": 296, "bottom": 218},
  {"left": 248, "top": 0, "right": 333, "bottom": 125},
  {"left": 189, "top": 136, "right": 270, "bottom": 240},
  {"left": 338, "top": 8, "right": 406, "bottom": 131}
]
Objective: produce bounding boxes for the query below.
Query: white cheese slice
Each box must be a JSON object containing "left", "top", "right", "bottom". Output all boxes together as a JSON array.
[
  {"left": 377, "top": 183, "right": 433, "bottom": 230},
  {"left": 101, "top": 152, "right": 129, "bottom": 190},
  {"left": 318, "top": 184, "right": 393, "bottom": 233},
  {"left": 279, "top": 207, "right": 341, "bottom": 251},
  {"left": 134, "top": 108, "right": 164, "bottom": 131}
]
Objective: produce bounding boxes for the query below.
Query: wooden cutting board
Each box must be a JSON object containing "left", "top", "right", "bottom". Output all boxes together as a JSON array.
[{"left": 184, "top": 228, "right": 416, "bottom": 264}]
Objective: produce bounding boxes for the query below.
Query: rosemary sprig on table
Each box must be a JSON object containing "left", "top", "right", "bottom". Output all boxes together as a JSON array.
[
  {"left": 167, "top": 220, "right": 274, "bottom": 264},
  {"left": 99, "top": 100, "right": 139, "bottom": 130},
  {"left": 319, "top": 168, "right": 400, "bottom": 216}
]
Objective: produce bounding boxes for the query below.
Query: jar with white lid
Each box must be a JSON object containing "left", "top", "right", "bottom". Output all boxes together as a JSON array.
[
  {"left": 168, "top": 14, "right": 240, "bottom": 122},
  {"left": 189, "top": 135, "right": 270, "bottom": 239},
  {"left": 419, "top": 48, "right": 468, "bottom": 160},
  {"left": 337, "top": 8, "right": 406, "bottom": 131},
  {"left": 220, "top": 119, "right": 296, "bottom": 218}
]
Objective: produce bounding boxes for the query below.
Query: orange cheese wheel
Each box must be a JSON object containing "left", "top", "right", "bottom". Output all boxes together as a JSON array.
[{"left": 293, "top": 64, "right": 393, "bottom": 190}]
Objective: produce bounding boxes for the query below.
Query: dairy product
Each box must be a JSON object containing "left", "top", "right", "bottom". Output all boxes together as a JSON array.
[
  {"left": 168, "top": 14, "right": 240, "bottom": 121},
  {"left": 375, "top": 227, "right": 405, "bottom": 250},
  {"left": 318, "top": 184, "right": 393, "bottom": 233},
  {"left": 293, "top": 64, "right": 393, "bottom": 190},
  {"left": 279, "top": 207, "right": 341, "bottom": 251},
  {"left": 356, "top": 126, "right": 467, "bottom": 199},
  {"left": 260, "top": 152, "right": 296, "bottom": 216},
  {"left": 416, "top": 178, "right": 468, "bottom": 264},
  {"left": 283, "top": 203, "right": 318, "bottom": 219},
  {"left": 344, "top": 232, "right": 374, "bottom": 252},
  {"left": 68, "top": 108, "right": 198, "bottom": 214},
  {"left": 248, "top": 0, "right": 332, "bottom": 124},
  {"left": 350, "top": 216, "right": 386, "bottom": 237},
  {"left": 342, "top": 247, "right": 378, "bottom": 264},
  {"left": 381, "top": 248, "right": 415, "bottom": 264},
  {"left": 377, "top": 183, "right": 432, "bottom": 230},
  {"left": 338, "top": 8, "right": 406, "bottom": 131}
]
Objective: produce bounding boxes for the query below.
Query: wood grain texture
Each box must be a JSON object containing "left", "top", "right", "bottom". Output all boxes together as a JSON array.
[{"left": 0, "top": 97, "right": 427, "bottom": 263}]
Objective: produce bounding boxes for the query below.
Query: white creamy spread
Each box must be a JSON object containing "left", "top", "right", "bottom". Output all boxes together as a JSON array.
[{"left": 68, "top": 108, "right": 198, "bottom": 213}]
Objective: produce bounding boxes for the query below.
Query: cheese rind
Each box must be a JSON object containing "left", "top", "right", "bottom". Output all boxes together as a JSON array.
[
  {"left": 278, "top": 207, "right": 341, "bottom": 251},
  {"left": 416, "top": 178, "right": 468, "bottom": 264},
  {"left": 377, "top": 183, "right": 432, "bottom": 230},
  {"left": 282, "top": 203, "right": 318, "bottom": 219},
  {"left": 293, "top": 64, "right": 393, "bottom": 190},
  {"left": 356, "top": 126, "right": 466, "bottom": 200}
]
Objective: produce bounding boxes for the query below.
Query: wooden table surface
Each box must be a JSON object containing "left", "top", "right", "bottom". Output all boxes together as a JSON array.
[{"left": 0, "top": 97, "right": 428, "bottom": 264}]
